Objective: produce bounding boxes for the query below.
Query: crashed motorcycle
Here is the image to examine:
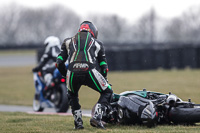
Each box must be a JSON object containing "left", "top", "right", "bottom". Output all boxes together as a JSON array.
[
  {"left": 33, "top": 67, "right": 69, "bottom": 113},
  {"left": 96, "top": 89, "right": 200, "bottom": 127}
]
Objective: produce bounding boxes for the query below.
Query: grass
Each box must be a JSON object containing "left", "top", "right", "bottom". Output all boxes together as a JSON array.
[
  {"left": 0, "top": 65, "right": 200, "bottom": 109},
  {"left": 0, "top": 50, "right": 200, "bottom": 132},
  {"left": 0, "top": 66, "right": 35, "bottom": 105},
  {"left": 1, "top": 112, "right": 200, "bottom": 133},
  {"left": 0, "top": 49, "right": 36, "bottom": 55},
  {"left": 108, "top": 68, "right": 200, "bottom": 102},
  {"left": 79, "top": 68, "right": 200, "bottom": 109}
]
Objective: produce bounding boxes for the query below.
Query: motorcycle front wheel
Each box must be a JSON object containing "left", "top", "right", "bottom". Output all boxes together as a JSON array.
[{"left": 33, "top": 94, "right": 44, "bottom": 112}]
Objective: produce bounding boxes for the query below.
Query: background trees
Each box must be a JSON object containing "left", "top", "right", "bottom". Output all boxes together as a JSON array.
[
  {"left": 1, "top": 3, "right": 200, "bottom": 45},
  {"left": 164, "top": 6, "right": 200, "bottom": 43}
]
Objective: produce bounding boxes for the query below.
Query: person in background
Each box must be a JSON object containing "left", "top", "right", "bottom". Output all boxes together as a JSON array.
[
  {"left": 32, "top": 36, "right": 61, "bottom": 90},
  {"left": 56, "top": 21, "right": 113, "bottom": 129}
]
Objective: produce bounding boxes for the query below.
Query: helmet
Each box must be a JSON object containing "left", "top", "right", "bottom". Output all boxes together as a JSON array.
[
  {"left": 44, "top": 36, "right": 60, "bottom": 47},
  {"left": 78, "top": 21, "right": 98, "bottom": 39}
]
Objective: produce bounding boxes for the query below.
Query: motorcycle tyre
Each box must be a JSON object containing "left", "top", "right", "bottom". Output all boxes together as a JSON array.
[
  {"left": 169, "top": 106, "right": 200, "bottom": 124},
  {"left": 33, "top": 95, "right": 44, "bottom": 112},
  {"left": 55, "top": 84, "right": 69, "bottom": 113}
]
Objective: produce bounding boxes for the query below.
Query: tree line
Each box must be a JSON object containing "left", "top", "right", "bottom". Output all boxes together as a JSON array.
[{"left": 0, "top": 3, "right": 200, "bottom": 46}]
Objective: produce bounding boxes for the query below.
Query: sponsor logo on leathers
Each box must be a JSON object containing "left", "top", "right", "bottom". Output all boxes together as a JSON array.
[{"left": 73, "top": 63, "right": 89, "bottom": 71}]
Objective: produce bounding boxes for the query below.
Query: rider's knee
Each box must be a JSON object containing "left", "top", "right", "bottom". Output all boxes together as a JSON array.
[{"left": 104, "top": 87, "right": 113, "bottom": 94}]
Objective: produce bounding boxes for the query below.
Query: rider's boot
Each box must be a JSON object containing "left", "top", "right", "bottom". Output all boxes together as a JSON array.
[
  {"left": 90, "top": 103, "right": 106, "bottom": 129},
  {"left": 73, "top": 109, "right": 84, "bottom": 129}
]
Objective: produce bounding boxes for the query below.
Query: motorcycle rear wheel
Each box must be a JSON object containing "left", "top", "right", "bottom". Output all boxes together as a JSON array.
[
  {"left": 169, "top": 106, "right": 200, "bottom": 124},
  {"left": 54, "top": 84, "right": 69, "bottom": 113}
]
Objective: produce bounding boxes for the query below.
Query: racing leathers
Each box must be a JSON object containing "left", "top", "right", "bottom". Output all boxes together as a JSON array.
[
  {"left": 56, "top": 31, "right": 113, "bottom": 128},
  {"left": 32, "top": 42, "right": 61, "bottom": 86}
]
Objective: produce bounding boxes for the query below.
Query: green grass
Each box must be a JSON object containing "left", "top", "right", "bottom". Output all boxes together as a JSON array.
[
  {"left": 0, "top": 65, "right": 200, "bottom": 109},
  {"left": 0, "top": 112, "right": 200, "bottom": 133},
  {"left": 0, "top": 49, "right": 36, "bottom": 55},
  {"left": 1, "top": 50, "right": 200, "bottom": 132},
  {"left": 79, "top": 68, "right": 200, "bottom": 109},
  {"left": 108, "top": 68, "right": 200, "bottom": 102},
  {"left": 0, "top": 66, "right": 35, "bottom": 105}
]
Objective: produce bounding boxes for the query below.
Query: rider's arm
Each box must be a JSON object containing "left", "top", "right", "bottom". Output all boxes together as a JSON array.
[
  {"left": 96, "top": 40, "right": 108, "bottom": 78},
  {"left": 32, "top": 48, "right": 52, "bottom": 72},
  {"left": 56, "top": 38, "right": 70, "bottom": 77}
]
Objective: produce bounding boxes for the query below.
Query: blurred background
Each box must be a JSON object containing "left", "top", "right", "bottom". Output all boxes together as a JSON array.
[
  {"left": 0, "top": 0, "right": 200, "bottom": 108},
  {"left": 0, "top": 0, "right": 200, "bottom": 70}
]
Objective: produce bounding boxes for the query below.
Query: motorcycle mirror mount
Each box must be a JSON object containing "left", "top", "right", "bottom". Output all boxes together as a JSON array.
[{"left": 188, "top": 99, "right": 191, "bottom": 102}]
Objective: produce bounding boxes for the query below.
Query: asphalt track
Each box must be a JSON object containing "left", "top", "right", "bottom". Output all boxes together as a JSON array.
[
  {"left": 0, "top": 54, "right": 36, "bottom": 67},
  {"left": 0, "top": 104, "right": 91, "bottom": 117}
]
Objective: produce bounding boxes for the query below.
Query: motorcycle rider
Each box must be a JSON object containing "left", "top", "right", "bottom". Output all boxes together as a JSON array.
[
  {"left": 56, "top": 21, "right": 113, "bottom": 129},
  {"left": 32, "top": 36, "right": 61, "bottom": 90}
]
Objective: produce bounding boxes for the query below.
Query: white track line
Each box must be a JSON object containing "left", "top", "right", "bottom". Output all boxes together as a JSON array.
[{"left": 27, "top": 111, "right": 91, "bottom": 117}]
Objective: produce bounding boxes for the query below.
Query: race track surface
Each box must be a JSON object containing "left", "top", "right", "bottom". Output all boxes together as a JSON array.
[
  {"left": 0, "top": 104, "right": 91, "bottom": 117},
  {"left": 0, "top": 54, "right": 36, "bottom": 67}
]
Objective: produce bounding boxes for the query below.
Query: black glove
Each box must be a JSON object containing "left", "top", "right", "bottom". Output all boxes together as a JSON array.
[
  {"left": 101, "top": 67, "right": 108, "bottom": 78},
  {"left": 32, "top": 67, "right": 40, "bottom": 72},
  {"left": 56, "top": 59, "right": 67, "bottom": 77}
]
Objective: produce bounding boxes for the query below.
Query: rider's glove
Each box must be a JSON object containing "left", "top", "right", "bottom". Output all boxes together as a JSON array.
[
  {"left": 32, "top": 67, "right": 40, "bottom": 72},
  {"left": 100, "top": 61, "right": 108, "bottom": 78},
  {"left": 101, "top": 67, "right": 109, "bottom": 78},
  {"left": 56, "top": 57, "right": 67, "bottom": 77}
]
